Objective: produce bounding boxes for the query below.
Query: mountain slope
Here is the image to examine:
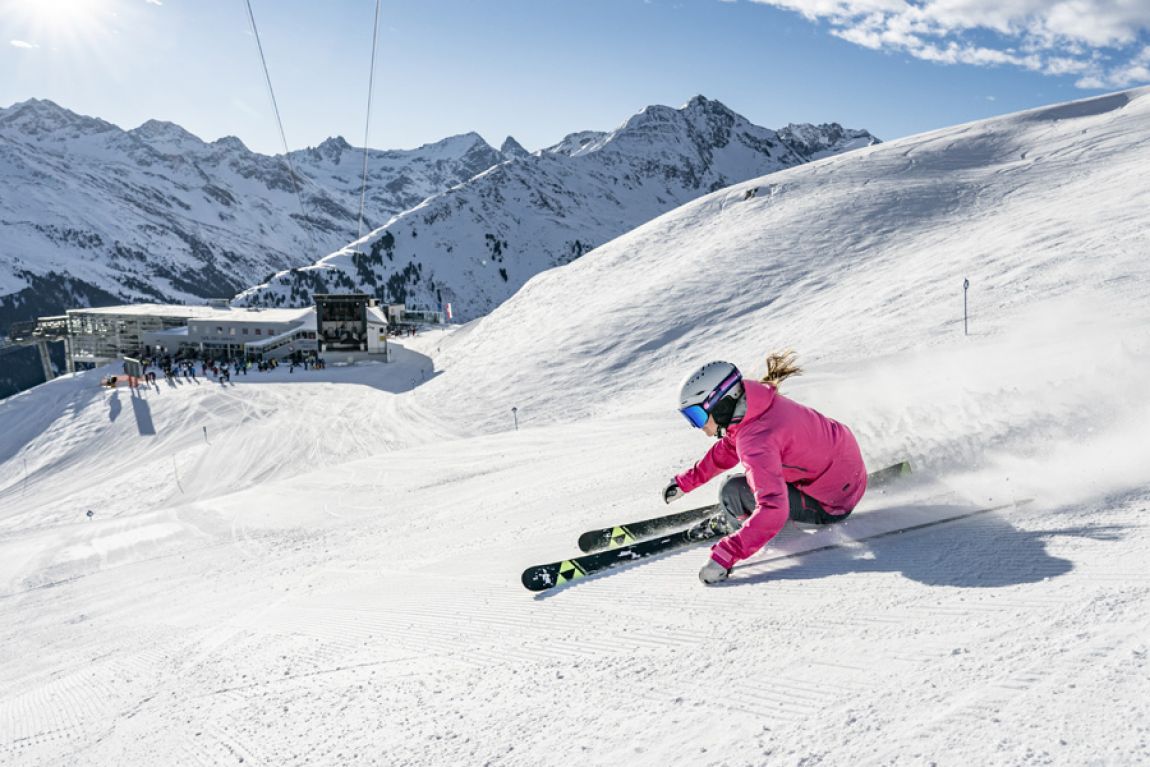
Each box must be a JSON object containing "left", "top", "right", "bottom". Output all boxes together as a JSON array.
[
  {"left": 0, "top": 89, "right": 1148, "bottom": 766},
  {"left": 0, "top": 98, "right": 507, "bottom": 331},
  {"left": 235, "top": 96, "right": 878, "bottom": 319},
  {"left": 418, "top": 89, "right": 1150, "bottom": 442}
]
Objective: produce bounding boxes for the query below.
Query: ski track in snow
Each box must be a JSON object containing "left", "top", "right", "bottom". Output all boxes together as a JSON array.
[{"left": 3, "top": 89, "right": 1150, "bottom": 766}]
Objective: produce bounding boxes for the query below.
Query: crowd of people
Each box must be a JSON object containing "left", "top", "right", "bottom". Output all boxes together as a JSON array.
[{"left": 112, "top": 350, "right": 329, "bottom": 388}]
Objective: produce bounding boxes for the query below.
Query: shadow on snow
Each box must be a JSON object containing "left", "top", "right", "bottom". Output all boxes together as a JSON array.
[
  {"left": 530, "top": 502, "right": 1127, "bottom": 599},
  {"left": 727, "top": 508, "right": 1097, "bottom": 589}
]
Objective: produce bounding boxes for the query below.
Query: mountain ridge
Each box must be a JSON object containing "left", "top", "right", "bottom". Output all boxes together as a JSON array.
[
  {"left": 235, "top": 95, "right": 879, "bottom": 319},
  {"left": 0, "top": 96, "right": 877, "bottom": 337},
  {"left": 0, "top": 98, "right": 510, "bottom": 333}
]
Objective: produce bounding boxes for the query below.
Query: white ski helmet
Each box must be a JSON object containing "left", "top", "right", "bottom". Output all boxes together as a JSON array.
[{"left": 677, "top": 361, "right": 744, "bottom": 429}]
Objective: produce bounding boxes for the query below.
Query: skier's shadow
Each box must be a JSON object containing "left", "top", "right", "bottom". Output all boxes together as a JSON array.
[{"left": 727, "top": 509, "right": 1123, "bottom": 589}]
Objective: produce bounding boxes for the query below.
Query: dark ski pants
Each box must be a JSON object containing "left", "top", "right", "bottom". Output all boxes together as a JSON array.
[{"left": 719, "top": 474, "right": 852, "bottom": 526}]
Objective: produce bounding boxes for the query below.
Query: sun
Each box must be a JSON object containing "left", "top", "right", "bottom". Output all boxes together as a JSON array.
[{"left": 10, "top": 0, "right": 115, "bottom": 42}]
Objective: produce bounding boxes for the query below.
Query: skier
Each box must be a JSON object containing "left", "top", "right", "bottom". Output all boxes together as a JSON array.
[{"left": 665, "top": 353, "right": 868, "bottom": 585}]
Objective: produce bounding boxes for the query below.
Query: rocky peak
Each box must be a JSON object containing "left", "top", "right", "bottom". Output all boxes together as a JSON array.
[
  {"left": 454, "top": 134, "right": 503, "bottom": 175},
  {"left": 212, "top": 135, "right": 250, "bottom": 153},
  {"left": 777, "top": 123, "right": 880, "bottom": 160},
  {"left": 680, "top": 95, "right": 744, "bottom": 148},
  {"left": 129, "top": 119, "right": 202, "bottom": 146},
  {"left": 544, "top": 130, "right": 609, "bottom": 157},
  {"left": 682, "top": 94, "right": 735, "bottom": 118},
  {"left": 500, "top": 136, "right": 530, "bottom": 159},
  {"left": 0, "top": 98, "right": 115, "bottom": 138},
  {"left": 310, "top": 136, "right": 353, "bottom": 163}
]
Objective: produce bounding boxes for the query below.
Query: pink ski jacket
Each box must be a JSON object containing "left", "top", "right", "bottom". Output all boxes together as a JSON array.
[{"left": 674, "top": 379, "right": 867, "bottom": 570}]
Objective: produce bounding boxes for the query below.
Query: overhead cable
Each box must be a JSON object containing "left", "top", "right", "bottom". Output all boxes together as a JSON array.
[
  {"left": 242, "top": 0, "right": 318, "bottom": 257},
  {"left": 358, "top": 0, "right": 383, "bottom": 242}
]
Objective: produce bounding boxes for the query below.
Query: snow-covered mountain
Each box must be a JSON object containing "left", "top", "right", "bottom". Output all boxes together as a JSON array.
[
  {"left": 234, "top": 96, "right": 878, "bottom": 319},
  {"left": 1, "top": 88, "right": 1149, "bottom": 765},
  {"left": 0, "top": 98, "right": 507, "bottom": 331},
  {"left": 0, "top": 97, "right": 874, "bottom": 334}
]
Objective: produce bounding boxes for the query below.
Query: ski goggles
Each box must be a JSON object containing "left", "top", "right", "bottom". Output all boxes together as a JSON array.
[
  {"left": 679, "top": 370, "right": 741, "bottom": 428},
  {"left": 680, "top": 404, "right": 710, "bottom": 428}
]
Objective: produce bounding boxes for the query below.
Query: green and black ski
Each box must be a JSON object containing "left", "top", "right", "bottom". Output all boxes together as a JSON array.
[
  {"left": 523, "top": 492, "right": 1029, "bottom": 594},
  {"left": 522, "top": 515, "right": 729, "bottom": 592},
  {"left": 576, "top": 504, "right": 720, "bottom": 554},
  {"left": 523, "top": 461, "right": 916, "bottom": 592},
  {"left": 576, "top": 460, "right": 913, "bottom": 554}
]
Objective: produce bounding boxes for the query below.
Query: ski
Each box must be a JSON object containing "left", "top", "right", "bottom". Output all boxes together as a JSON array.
[
  {"left": 523, "top": 496, "right": 1032, "bottom": 592},
  {"left": 576, "top": 504, "right": 720, "bottom": 554},
  {"left": 577, "top": 460, "right": 914, "bottom": 553},
  {"left": 865, "top": 459, "right": 914, "bottom": 488},
  {"left": 522, "top": 515, "right": 728, "bottom": 592}
]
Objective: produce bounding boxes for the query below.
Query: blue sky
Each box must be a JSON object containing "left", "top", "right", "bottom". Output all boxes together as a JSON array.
[{"left": 2, "top": 0, "right": 1148, "bottom": 155}]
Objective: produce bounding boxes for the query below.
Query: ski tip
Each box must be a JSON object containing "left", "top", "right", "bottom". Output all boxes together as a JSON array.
[
  {"left": 577, "top": 527, "right": 634, "bottom": 554},
  {"left": 521, "top": 558, "right": 592, "bottom": 592},
  {"left": 576, "top": 532, "right": 602, "bottom": 554},
  {"left": 521, "top": 566, "right": 555, "bottom": 591}
]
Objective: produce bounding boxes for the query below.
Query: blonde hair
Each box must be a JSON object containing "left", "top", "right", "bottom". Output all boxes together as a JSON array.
[{"left": 760, "top": 350, "right": 802, "bottom": 389}]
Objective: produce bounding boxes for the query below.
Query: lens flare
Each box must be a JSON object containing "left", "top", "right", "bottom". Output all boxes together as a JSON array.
[{"left": 9, "top": 0, "right": 115, "bottom": 44}]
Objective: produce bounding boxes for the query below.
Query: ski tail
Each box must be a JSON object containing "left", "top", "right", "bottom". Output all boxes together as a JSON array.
[{"left": 867, "top": 459, "right": 913, "bottom": 488}]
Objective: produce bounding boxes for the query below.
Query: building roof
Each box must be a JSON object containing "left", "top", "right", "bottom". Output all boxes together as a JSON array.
[
  {"left": 366, "top": 306, "right": 389, "bottom": 326},
  {"left": 68, "top": 303, "right": 314, "bottom": 324}
]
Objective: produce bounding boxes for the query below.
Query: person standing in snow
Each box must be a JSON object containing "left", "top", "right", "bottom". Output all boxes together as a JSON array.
[{"left": 666, "top": 353, "right": 868, "bottom": 585}]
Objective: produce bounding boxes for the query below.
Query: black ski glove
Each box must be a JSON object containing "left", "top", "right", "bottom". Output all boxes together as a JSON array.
[{"left": 663, "top": 480, "right": 683, "bottom": 504}]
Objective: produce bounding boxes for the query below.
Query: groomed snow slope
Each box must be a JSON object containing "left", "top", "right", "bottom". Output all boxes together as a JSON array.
[{"left": 1, "top": 89, "right": 1149, "bottom": 766}]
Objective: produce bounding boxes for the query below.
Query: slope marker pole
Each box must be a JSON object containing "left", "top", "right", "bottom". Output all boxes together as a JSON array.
[{"left": 963, "top": 277, "right": 970, "bottom": 336}]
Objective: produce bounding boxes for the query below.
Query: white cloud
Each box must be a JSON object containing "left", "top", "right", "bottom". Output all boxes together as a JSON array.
[
  {"left": 747, "top": 0, "right": 1150, "bottom": 87},
  {"left": 1077, "top": 44, "right": 1150, "bottom": 87},
  {"left": 145, "top": 0, "right": 162, "bottom": 5},
  {"left": 10, "top": 40, "right": 39, "bottom": 49}
]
